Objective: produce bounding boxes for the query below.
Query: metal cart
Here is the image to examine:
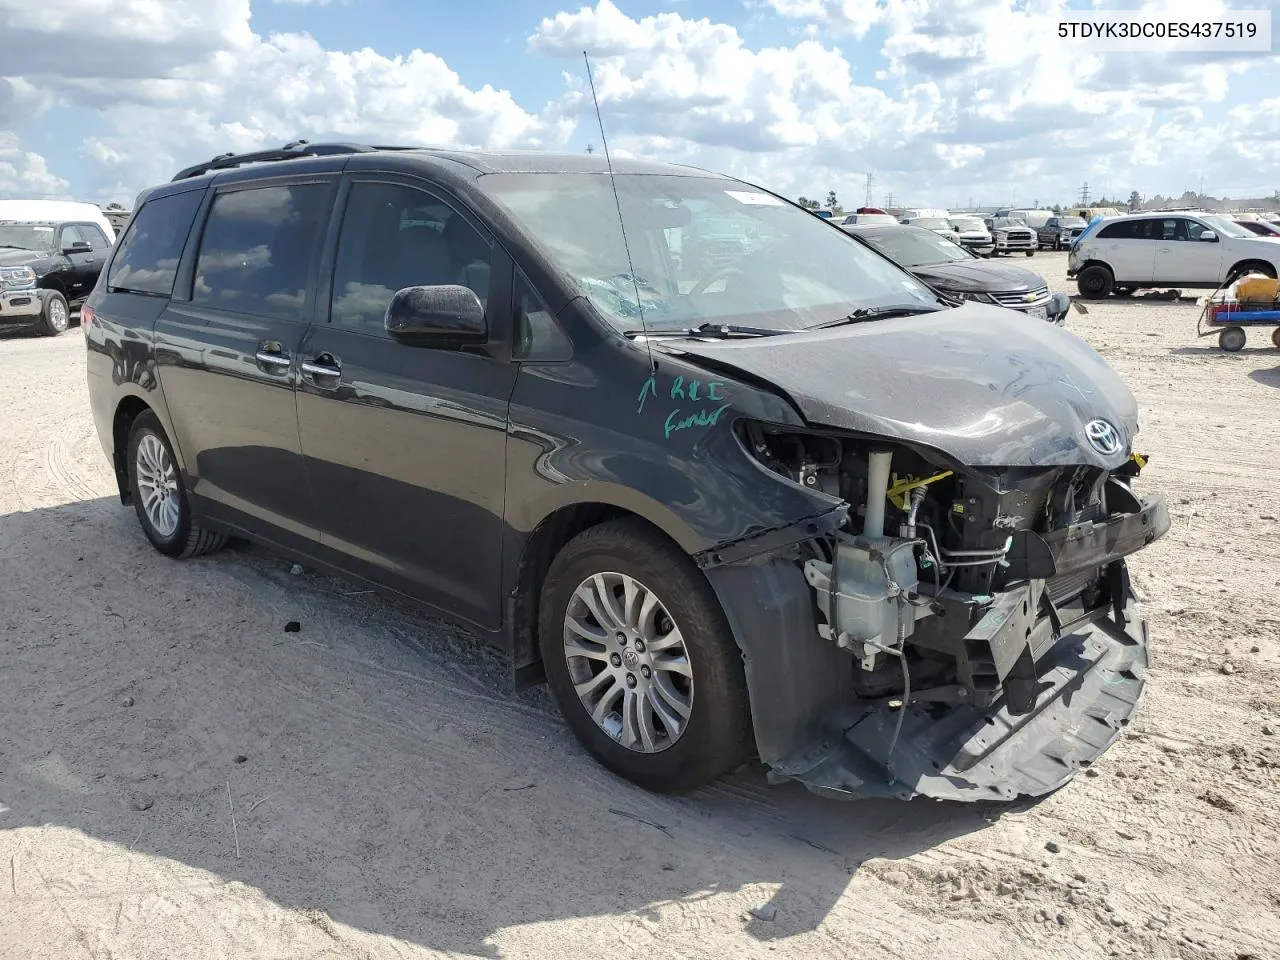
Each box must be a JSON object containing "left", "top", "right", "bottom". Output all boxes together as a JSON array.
[{"left": 1197, "top": 297, "right": 1280, "bottom": 352}]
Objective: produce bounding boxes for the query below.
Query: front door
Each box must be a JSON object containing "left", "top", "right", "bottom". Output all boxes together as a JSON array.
[
  {"left": 57, "top": 225, "right": 98, "bottom": 300},
  {"left": 295, "top": 176, "right": 515, "bottom": 628},
  {"left": 1154, "top": 217, "right": 1222, "bottom": 284},
  {"left": 154, "top": 177, "right": 336, "bottom": 548}
]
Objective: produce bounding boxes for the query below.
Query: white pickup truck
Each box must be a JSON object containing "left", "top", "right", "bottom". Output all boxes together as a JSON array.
[{"left": 1068, "top": 212, "right": 1280, "bottom": 298}]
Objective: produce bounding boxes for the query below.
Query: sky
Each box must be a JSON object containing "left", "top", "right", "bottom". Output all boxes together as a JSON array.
[{"left": 0, "top": 0, "right": 1276, "bottom": 210}]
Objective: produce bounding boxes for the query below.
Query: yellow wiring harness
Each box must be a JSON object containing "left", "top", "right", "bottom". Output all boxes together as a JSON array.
[
  {"left": 886, "top": 470, "right": 954, "bottom": 511},
  {"left": 885, "top": 454, "right": 1145, "bottom": 513}
]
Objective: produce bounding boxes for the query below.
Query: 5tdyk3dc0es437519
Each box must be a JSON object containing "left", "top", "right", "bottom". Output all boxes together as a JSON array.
[{"left": 83, "top": 141, "right": 1169, "bottom": 802}]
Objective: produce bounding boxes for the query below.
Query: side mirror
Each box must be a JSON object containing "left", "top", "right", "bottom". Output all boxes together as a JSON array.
[
  {"left": 63, "top": 240, "right": 92, "bottom": 254},
  {"left": 384, "top": 285, "right": 487, "bottom": 345},
  {"left": 1198, "top": 231, "right": 1218, "bottom": 242}
]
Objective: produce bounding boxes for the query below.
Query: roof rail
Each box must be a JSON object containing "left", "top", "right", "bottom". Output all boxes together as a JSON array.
[{"left": 170, "top": 140, "right": 416, "bottom": 182}]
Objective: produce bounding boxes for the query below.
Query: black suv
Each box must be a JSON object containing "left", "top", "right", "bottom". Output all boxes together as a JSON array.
[
  {"left": 86, "top": 142, "right": 1169, "bottom": 801},
  {"left": 0, "top": 219, "right": 112, "bottom": 335}
]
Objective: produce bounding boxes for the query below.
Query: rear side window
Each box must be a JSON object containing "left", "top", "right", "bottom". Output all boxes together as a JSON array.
[
  {"left": 193, "top": 183, "right": 332, "bottom": 321},
  {"left": 107, "top": 190, "right": 203, "bottom": 296}
]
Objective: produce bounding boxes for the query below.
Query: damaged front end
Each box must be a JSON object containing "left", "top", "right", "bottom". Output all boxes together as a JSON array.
[{"left": 702, "top": 424, "right": 1170, "bottom": 802}]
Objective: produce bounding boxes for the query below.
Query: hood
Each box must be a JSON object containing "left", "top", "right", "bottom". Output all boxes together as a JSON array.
[
  {"left": 0, "top": 248, "right": 46, "bottom": 268},
  {"left": 665, "top": 304, "right": 1139, "bottom": 469},
  {"left": 911, "top": 260, "right": 1042, "bottom": 293}
]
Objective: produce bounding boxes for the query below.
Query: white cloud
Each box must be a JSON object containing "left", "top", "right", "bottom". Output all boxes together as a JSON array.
[
  {"left": 0, "top": 134, "right": 72, "bottom": 199},
  {"left": 0, "top": 0, "right": 1275, "bottom": 209},
  {"left": 530, "top": 0, "right": 1277, "bottom": 206},
  {"left": 0, "top": 0, "right": 571, "bottom": 203}
]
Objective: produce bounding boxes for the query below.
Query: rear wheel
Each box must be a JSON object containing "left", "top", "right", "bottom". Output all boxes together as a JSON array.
[
  {"left": 1272, "top": 327, "right": 1280, "bottom": 350},
  {"left": 539, "top": 519, "right": 752, "bottom": 792},
  {"left": 1218, "top": 327, "right": 1247, "bottom": 352},
  {"left": 127, "top": 412, "right": 226, "bottom": 558},
  {"left": 38, "top": 290, "right": 69, "bottom": 337},
  {"left": 1077, "top": 264, "right": 1114, "bottom": 299}
]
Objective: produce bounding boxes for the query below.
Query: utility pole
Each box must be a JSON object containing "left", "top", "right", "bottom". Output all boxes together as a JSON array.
[
  {"left": 1078, "top": 182, "right": 1091, "bottom": 206},
  {"left": 884, "top": 192, "right": 897, "bottom": 211}
]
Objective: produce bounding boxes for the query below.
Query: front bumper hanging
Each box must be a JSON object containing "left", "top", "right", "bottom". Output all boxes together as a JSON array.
[{"left": 767, "top": 588, "right": 1148, "bottom": 801}]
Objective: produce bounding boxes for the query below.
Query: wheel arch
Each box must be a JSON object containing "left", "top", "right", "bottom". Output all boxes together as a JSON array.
[
  {"left": 508, "top": 498, "right": 699, "bottom": 687},
  {"left": 110, "top": 393, "right": 188, "bottom": 504},
  {"left": 1227, "top": 258, "right": 1278, "bottom": 281}
]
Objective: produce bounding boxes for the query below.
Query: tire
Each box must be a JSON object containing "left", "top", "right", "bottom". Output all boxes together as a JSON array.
[
  {"left": 126, "top": 411, "right": 226, "bottom": 558},
  {"left": 1218, "top": 327, "right": 1246, "bottom": 352},
  {"left": 38, "top": 290, "right": 69, "bottom": 337},
  {"left": 1077, "top": 264, "right": 1114, "bottom": 299},
  {"left": 538, "top": 519, "right": 752, "bottom": 792},
  {"left": 1024, "top": 250, "right": 1035, "bottom": 257},
  {"left": 1272, "top": 326, "right": 1280, "bottom": 350}
]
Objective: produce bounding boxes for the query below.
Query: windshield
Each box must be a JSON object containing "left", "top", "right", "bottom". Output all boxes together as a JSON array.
[
  {"left": 990, "top": 218, "right": 1027, "bottom": 229},
  {"left": 1059, "top": 217, "right": 1087, "bottom": 228},
  {"left": 950, "top": 218, "right": 986, "bottom": 231},
  {"left": 0, "top": 223, "right": 55, "bottom": 251},
  {"left": 1198, "top": 215, "right": 1252, "bottom": 239},
  {"left": 909, "top": 218, "right": 950, "bottom": 230},
  {"left": 479, "top": 173, "right": 937, "bottom": 332},
  {"left": 858, "top": 226, "right": 971, "bottom": 266}
]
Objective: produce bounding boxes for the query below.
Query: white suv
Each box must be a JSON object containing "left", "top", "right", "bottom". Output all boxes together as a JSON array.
[{"left": 1068, "top": 212, "right": 1280, "bottom": 299}]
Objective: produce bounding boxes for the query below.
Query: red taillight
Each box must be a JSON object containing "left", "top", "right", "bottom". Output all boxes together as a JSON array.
[{"left": 81, "top": 303, "right": 95, "bottom": 335}]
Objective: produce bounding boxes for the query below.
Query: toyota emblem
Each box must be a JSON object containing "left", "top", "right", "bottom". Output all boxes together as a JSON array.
[{"left": 1084, "top": 419, "right": 1122, "bottom": 456}]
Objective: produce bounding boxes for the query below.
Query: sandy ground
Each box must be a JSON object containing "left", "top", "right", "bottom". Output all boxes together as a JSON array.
[{"left": 2, "top": 251, "right": 1279, "bottom": 960}]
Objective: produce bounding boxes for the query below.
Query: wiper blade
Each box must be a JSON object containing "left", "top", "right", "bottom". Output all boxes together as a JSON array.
[
  {"left": 814, "top": 304, "right": 944, "bottom": 329},
  {"left": 624, "top": 322, "right": 788, "bottom": 339}
]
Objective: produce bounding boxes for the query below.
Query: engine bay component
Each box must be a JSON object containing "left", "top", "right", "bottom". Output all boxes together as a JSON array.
[{"left": 803, "top": 535, "right": 923, "bottom": 670}]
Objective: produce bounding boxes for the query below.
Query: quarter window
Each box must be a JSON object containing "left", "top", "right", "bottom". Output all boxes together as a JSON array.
[
  {"left": 513, "top": 272, "right": 572, "bottom": 361},
  {"left": 107, "top": 189, "right": 204, "bottom": 296},
  {"left": 192, "top": 183, "right": 332, "bottom": 321},
  {"left": 330, "top": 181, "right": 493, "bottom": 336}
]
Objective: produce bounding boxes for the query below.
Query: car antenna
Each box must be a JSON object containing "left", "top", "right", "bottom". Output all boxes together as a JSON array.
[{"left": 583, "top": 50, "right": 656, "bottom": 373}]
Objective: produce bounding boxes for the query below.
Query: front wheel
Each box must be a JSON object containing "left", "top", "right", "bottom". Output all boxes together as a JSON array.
[
  {"left": 127, "top": 412, "right": 227, "bottom": 558},
  {"left": 1025, "top": 250, "right": 1035, "bottom": 257},
  {"left": 38, "top": 290, "right": 69, "bottom": 336},
  {"left": 1077, "top": 264, "right": 1114, "bottom": 299},
  {"left": 539, "top": 520, "right": 752, "bottom": 792}
]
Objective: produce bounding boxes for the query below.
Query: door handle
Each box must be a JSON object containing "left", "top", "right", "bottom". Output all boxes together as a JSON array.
[
  {"left": 254, "top": 348, "right": 292, "bottom": 373},
  {"left": 301, "top": 354, "right": 342, "bottom": 380}
]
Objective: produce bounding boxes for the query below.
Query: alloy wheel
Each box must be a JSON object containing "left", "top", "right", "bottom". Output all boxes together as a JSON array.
[
  {"left": 49, "top": 299, "right": 68, "bottom": 331},
  {"left": 135, "top": 433, "right": 180, "bottom": 537},
  {"left": 562, "top": 572, "right": 694, "bottom": 754}
]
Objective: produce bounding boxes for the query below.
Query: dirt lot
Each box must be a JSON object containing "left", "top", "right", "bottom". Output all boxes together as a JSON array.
[{"left": 2, "top": 251, "right": 1279, "bottom": 960}]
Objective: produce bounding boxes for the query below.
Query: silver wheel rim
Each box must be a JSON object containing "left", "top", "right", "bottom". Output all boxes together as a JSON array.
[
  {"left": 136, "top": 434, "right": 180, "bottom": 537},
  {"left": 49, "top": 299, "right": 67, "bottom": 330},
  {"left": 563, "top": 572, "right": 694, "bottom": 754}
]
